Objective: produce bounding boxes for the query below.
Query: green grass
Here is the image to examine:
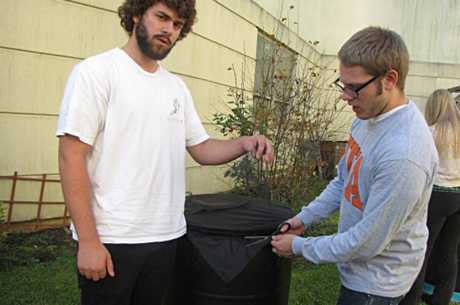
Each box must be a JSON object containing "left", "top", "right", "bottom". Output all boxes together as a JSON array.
[
  {"left": 0, "top": 216, "right": 342, "bottom": 305},
  {"left": 287, "top": 211, "right": 341, "bottom": 305},
  {"left": 0, "top": 222, "right": 453, "bottom": 305},
  {"left": 1, "top": 254, "right": 445, "bottom": 305},
  {"left": 0, "top": 255, "right": 79, "bottom": 305},
  {"left": 289, "top": 260, "right": 340, "bottom": 305},
  {"left": 0, "top": 249, "right": 340, "bottom": 305}
]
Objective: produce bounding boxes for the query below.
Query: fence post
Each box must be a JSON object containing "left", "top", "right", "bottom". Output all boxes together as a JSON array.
[
  {"left": 35, "top": 174, "right": 47, "bottom": 230},
  {"left": 63, "top": 206, "right": 68, "bottom": 226},
  {"left": 6, "top": 171, "right": 18, "bottom": 229}
]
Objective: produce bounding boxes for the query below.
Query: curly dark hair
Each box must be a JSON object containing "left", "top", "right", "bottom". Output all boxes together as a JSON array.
[{"left": 118, "top": 0, "right": 196, "bottom": 40}]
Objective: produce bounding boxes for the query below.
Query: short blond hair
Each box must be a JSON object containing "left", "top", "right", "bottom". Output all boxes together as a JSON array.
[{"left": 338, "top": 26, "right": 409, "bottom": 92}]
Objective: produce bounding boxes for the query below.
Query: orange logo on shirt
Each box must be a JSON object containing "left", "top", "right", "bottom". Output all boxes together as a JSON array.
[{"left": 344, "top": 136, "right": 363, "bottom": 209}]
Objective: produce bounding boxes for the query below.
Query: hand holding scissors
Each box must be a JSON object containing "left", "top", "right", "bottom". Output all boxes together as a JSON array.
[
  {"left": 270, "top": 216, "right": 305, "bottom": 257},
  {"left": 244, "top": 222, "right": 292, "bottom": 247}
]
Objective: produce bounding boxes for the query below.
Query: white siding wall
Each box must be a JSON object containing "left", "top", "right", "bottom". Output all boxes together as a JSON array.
[
  {"left": 2, "top": 0, "right": 458, "bottom": 221},
  {"left": 256, "top": 0, "right": 460, "bottom": 115},
  {"left": 0, "top": 0, "right": 315, "bottom": 221}
]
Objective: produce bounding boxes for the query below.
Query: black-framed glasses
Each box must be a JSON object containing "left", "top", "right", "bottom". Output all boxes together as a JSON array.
[{"left": 333, "top": 75, "right": 380, "bottom": 99}]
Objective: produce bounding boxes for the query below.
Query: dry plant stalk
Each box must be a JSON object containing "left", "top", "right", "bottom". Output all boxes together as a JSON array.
[{"left": 214, "top": 15, "right": 347, "bottom": 205}]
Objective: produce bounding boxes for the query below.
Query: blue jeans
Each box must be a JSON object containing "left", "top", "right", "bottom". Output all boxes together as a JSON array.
[{"left": 337, "top": 286, "right": 403, "bottom": 305}]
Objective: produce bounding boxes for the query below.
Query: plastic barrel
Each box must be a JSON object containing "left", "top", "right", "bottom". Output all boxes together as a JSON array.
[
  {"left": 164, "top": 194, "right": 293, "bottom": 305},
  {"left": 166, "top": 236, "right": 291, "bottom": 305}
]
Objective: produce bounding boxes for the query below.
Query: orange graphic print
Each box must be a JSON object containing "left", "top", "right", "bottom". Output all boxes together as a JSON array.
[{"left": 344, "top": 136, "right": 363, "bottom": 209}]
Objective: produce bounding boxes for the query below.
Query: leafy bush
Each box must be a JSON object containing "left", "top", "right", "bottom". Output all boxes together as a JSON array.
[{"left": 213, "top": 38, "right": 345, "bottom": 206}]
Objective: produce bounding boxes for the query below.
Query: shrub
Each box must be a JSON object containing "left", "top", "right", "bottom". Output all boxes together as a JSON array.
[{"left": 213, "top": 38, "right": 346, "bottom": 207}]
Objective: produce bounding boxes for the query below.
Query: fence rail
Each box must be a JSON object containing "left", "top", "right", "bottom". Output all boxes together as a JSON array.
[{"left": 0, "top": 172, "right": 69, "bottom": 232}]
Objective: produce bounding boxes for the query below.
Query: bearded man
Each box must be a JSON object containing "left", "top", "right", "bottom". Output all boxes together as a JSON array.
[{"left": 56, "top": 1, "right": 273, "bottom": 304}]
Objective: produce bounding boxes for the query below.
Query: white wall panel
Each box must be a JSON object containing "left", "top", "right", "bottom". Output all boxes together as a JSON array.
[
  {"left": 0, "top": 49, "right": 76, "bottom": 114},
  {"left": 0, "top": 0, "right": 126, "bottom": 58},
  {"left": 0, "top": 114, "right": 59, "bottom": 175}
]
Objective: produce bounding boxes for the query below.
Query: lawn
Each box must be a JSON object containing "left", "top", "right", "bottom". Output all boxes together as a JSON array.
[
  {"left": 0, "top": 220, "right": 342, "bottom": 305},
  {"left": 0, "top": 247, "right": 340, "bottom": 305},
  {"left": 0, "top": 255, "right": 79, "bottom": 305},
  {"left": 0, "top": 240, "right": 339, "bottom": 305},
  {"left": 0, "top": 216, "right": 447, "bottom": 305}
]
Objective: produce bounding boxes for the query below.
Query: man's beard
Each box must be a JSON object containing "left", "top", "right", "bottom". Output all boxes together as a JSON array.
[{"left": 135, "top": 19, "right": 175, "bottom": 61}]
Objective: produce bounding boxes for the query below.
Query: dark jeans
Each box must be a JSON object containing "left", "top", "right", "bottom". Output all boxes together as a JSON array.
[
  {"left": 336, "top": 286, "right": 403, "bottom": 305},
  {"left": 77, "top": 237, "right": 180, "bottom": 305},
  {"left": 400, "top": 191, "right": 460, "bottom": 305}
]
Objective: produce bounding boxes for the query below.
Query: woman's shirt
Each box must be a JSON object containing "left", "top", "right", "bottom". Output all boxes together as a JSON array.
[{"left": 431, "top": 126, "right": 460, "bottom": 188}]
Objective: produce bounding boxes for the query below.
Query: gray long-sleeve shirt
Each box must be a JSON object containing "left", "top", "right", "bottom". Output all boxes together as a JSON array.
[{"left": 292, "top": 102, "right": 438, "bottom": 297}]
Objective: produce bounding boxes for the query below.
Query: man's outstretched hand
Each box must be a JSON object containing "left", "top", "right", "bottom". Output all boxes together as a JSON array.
[{"left": 241, "top": 135, "right": 274, "bottom": 164}]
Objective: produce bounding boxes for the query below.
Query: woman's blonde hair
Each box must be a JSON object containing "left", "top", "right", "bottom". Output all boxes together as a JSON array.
[{"left": 425, "top": 89, "right": 460, "bottom": 158}]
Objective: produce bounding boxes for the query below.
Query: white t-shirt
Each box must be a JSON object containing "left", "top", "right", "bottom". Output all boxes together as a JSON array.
[
  {"left": 430, "top": 126, "right": 460, "bottom": 187},
  {"left": 56, "top": 48, "right": 209, "bottom": 243}
]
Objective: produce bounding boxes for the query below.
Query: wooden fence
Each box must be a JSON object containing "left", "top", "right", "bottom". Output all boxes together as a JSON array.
[{"left": 0, "top": 172, "right": 69, "bottom": 232}]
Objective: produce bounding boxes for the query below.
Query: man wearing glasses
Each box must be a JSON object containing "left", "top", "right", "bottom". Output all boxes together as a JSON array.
[{"left": 272, "top": 26, "right": 438, "bottom": 305}]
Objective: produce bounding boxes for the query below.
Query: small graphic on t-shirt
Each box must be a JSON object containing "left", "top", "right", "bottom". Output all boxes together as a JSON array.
[
  {"left": 170, "top": 98, "right": 180, "bottom": 116},
  {"left": 344, "top": 136, "right": 363, "bottom": 209}
]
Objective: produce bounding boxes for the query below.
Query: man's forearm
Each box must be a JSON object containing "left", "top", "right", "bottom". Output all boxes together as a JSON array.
[
  {"left": 297, "top": 175, "right": 343, "bottom": 226},
  {"left": 187, "top": 138, "right": 247, "bottom": 165},
  {"left": 187, "top": 135, "right": 273, "bottom": 166},
  {"left": 59, "top": 139, "right": 100, "bottom": 243},
  {"left": 59, "top": 136, "right": 114, "bottom": 280}
]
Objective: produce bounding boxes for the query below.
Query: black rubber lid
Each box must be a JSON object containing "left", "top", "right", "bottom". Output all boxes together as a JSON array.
[{"left": 185, "top": 193, "right": 294, "bottom": 236}]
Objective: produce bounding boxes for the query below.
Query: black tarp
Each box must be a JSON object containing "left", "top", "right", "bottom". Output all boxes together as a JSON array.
[
  {"left": 184, "top": 193, "right": 294, "bottom": 283},
  {"left": 165, "top": 193, "right": 294, "bottom": 305}
]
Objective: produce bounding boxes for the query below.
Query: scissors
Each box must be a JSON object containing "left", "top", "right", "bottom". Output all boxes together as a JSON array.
[{"left": 244, "top": 222, "right": 292, "bottom": 247}]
